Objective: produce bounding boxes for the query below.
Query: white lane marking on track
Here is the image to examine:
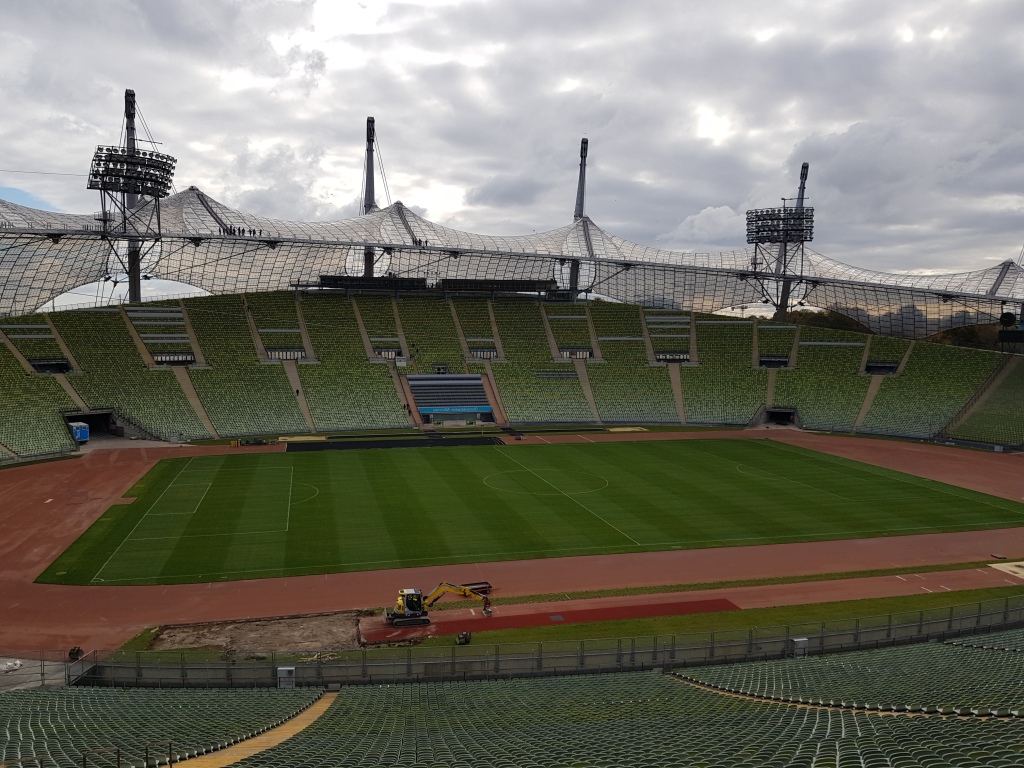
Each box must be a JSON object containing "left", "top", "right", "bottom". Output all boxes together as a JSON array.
[{"left": 494, "top": 446, "right": 639, "bottom": 545}]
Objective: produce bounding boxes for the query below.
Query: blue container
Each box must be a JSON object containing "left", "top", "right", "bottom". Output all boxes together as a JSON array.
[{"left": 69, "top": 422, "right": 89, "bottom": 443}]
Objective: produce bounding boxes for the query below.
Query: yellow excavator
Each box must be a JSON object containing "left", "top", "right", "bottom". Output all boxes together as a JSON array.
[{"left": 384, "top": 581, "right": 493, "bottom": 627}]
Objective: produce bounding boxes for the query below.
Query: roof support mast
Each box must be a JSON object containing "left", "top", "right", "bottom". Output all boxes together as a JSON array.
[
  {"left": 124, "top": 90, "right": 142, "bottom": 303},
  {"left": 569, "top": 138, "right": 590, "bottom": 293},
  {"left": 362, "top": 116, "right": 376, "bottom": 277},
  {"left": 574, "top": 139, "right": 588, "bottom": 221}
]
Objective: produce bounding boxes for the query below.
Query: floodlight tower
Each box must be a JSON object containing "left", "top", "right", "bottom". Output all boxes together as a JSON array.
[
  {"left": 745, "top": 163, "right": 814, "bottom": 321},
  {"left": 362, "top": 116, "right": 377, "bottom": 277},
  {"left": 87, "top": 89, "right": 176, "bottom": 303}
]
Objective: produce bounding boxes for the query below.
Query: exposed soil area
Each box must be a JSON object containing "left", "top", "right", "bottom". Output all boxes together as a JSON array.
[{"left": 148, "top": 611, "right": 366, "bottom": 653}]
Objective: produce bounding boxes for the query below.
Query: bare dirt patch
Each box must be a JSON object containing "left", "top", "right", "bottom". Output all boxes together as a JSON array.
[{"left": 148, "top": 611, "right": 368, "bottom": 653}]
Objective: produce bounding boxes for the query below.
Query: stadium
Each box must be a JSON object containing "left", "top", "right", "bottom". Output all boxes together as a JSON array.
[{"left": 3, "top": 91, "right": 1024, "bottom": 767}]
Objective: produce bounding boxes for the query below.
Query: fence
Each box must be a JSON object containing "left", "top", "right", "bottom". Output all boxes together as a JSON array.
[
  {"left": 0, "top": 651, "right": 76, "bottom": 692},
  {"left": 4, "top": 593, "right": 1010, "bottom": 689}
]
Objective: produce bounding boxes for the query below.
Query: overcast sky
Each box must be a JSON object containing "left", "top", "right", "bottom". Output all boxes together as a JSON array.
[{"left": 4, "top": 0, "right": 1024, "bottom": 287}]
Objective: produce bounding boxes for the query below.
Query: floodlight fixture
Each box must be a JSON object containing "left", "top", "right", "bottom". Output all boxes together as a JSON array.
[
  {"left": 745, "top": 207, "right": 814, "bottom": 245},
  {"left": 87, "top": 145, "right": 176, "bottom": 199}
]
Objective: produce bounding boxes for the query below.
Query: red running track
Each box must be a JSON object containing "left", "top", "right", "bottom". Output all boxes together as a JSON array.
[{"left": 360, "top": 597, "right": 742, "bottom": 643}]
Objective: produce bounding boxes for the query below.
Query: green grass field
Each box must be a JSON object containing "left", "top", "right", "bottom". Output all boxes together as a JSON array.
[{"left": 38, "top": 439, "right": 1024, "bottom": 586}]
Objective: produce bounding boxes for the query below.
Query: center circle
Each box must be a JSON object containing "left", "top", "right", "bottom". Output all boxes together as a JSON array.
[{"left": 483, "top": 470, "right": 609, "bottom": 496}]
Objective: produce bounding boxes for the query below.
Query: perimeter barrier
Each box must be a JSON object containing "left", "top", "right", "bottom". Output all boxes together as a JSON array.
[{"left": 0, "top": 593, "right": 1008, "bottom": 688}]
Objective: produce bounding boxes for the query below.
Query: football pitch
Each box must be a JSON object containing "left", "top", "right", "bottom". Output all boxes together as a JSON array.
[{"left": 39, "top": 439, "right": 1024, "bottom": 586}]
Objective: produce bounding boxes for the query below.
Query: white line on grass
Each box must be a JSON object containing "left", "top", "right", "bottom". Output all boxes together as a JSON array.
[
  {"left": 146, "top": 482, "right": 211, "bottom": 517},
  {"left": 288, "top": 483, "right": 320, "bottom": 505},
  {"left": 92, "top": 456, "right": 195, "bottom": 581},
  {"left": 286, "top": 467, "right": 293, "bottom": 532},
  {"left": 89, "top": 541, "right": 649, "bottom": 583},
  {"left": 178, "top": 466, "right": 293, "bottom": 473},
  {"left": 734, "top": 463, "right": 857, "bottom": 503},
  {"left": 90, "top": 516, "right": 1024, "bottom": 584},
  {"left": 129, "top": 528, "right": 288, "bottom": 542},
  {"left": 493, "top": 446, "right": 639, "bottom": 545}
]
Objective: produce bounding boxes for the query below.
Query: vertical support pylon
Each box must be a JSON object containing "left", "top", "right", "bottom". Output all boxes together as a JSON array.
[
  {"left": 363, "top": 116, "right": 376, "bottom": 277},
  {"left": 772, "top": 162, "right": 809, "bottom": 321},
  {"left": 125, "top": 89, "right": 142, "bottom": 303},
  {"left": 570, "top": 138, "right": 590, "bottom": 292},
  {"left": 574, "top": 138, "right": 588, "bottom": 221}
]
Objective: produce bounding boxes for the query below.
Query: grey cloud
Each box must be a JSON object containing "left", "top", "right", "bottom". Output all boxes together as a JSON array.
[
  {"left": 4, "top": 0, "right": 1024, "bottom": 276},
  {"left": 465, "top": 175, "right": 547, "bottom": 207}
]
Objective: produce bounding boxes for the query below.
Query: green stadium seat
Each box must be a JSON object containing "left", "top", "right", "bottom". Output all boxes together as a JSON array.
[
  {"left": 0, "top": 686, "right": 320, "bottom": 768},
  {"left": 183, "top": 295, "right": 309, "bottom": 437},
  {"left": 297, "top": 294, "right": 408, "bottom": 431},
  {"left": 0, "top": 343, "right": 77, "bottom": 457},
  {"left": 50, "top": 307, "right": 211, "bottom": 441}
]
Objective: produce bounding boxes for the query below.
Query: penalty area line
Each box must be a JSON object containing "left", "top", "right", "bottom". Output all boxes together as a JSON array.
[{"left": 92, "top": 455, "right": 195, "bottom": 581}]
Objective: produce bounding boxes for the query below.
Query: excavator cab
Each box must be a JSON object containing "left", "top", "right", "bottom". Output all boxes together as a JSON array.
[
  {"left": 399, "top": 589, "right": 424, "bottom": 615},
  {"left": 385, "top": 588, "right": 431, "bottom": 627}
]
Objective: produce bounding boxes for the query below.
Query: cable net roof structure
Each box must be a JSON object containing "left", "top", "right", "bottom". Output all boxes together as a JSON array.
[{"left": 1, "top": 185, "right": 1021, "bottom": 338}]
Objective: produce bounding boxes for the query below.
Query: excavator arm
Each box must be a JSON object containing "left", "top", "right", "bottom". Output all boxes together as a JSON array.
[{"left": 423, "top": 582, "right": 493, "bottom": 615}]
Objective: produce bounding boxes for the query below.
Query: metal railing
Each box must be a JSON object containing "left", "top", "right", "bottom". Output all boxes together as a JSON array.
[
  {"left": 0, "top": 650, "right": 76, "bottom": 692},
  {"left": 9, "top": 593, "right": 1015, "bottom": 689},
  {"left": 0, "top": 446, "right": 78, "bottom": 467}
]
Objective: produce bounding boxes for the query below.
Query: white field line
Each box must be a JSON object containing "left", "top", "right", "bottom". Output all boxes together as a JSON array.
[
  {"left": 92, "top": 516, "right": 1024, "bottom": 584},
  {"left": 89, "top": 541, "right": 646, "bottom": 583},
  {"left": 93, "top": 456, "right": 195, "bottom": 581},
  {"left": 734, "top": 462, "right": 858, "bottom": 503},
  {"left": 286, "top": 467, "right": 293, "bottom": 532},
  {"left": 146, "top": 482, "right": 211, "bottom": 517},
  {"left": 493, "top": 446, "right": 639, "bottom": 545},
  {"left": 129, "top": 528, "right": 288, "bottom": 542}
]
